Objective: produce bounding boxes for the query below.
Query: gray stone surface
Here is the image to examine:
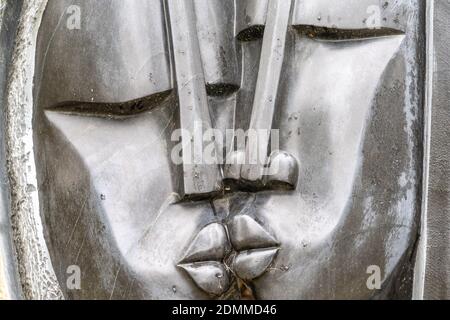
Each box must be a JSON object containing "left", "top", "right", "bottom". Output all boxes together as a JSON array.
[
  {"left": 415, "top": 0, "right": 450, "bottom": 300},
  {"left": 0, "top": 0, "right": 432, "bottom": 300}
]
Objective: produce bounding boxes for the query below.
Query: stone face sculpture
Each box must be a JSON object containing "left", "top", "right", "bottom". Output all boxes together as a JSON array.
[{"left": 4, "top": 0, "right": 447, "bottom": 300}]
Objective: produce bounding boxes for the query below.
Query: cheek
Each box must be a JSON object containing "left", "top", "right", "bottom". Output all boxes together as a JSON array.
[
  {"left": 250, "top": 34, "right": 417, "bottom": 298},
  {"left": 42, "top": 106, "right": 178, "bottom": 257},
  {"left": 269, "top": 35, "right": 406, "bottom": 238},
  {"left": 39, "top": 107, "right": 217, "bottom": 298}
]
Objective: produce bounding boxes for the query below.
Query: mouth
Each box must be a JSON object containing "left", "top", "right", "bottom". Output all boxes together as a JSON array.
[{"left": 178, "top": 214, "right": 280, "bottom": 299}]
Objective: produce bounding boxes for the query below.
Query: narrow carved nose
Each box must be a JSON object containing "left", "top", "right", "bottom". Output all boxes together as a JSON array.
[
  {"left": 223, "top": 0, "right": 299, "bottom": 193},
  {"left": 168, "top": 0, "right": 299, "bottom": 200},
  {"left": 166, "top": 0, "right": 223, "bottom": 200}
]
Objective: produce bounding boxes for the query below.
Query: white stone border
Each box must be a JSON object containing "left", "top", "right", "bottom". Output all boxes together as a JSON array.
[
  {"left": 4, "top": 0, "right": 63, "bottom": 299},
  {"left": 412, "top": 0, "right": 433, "bottom": 301}
]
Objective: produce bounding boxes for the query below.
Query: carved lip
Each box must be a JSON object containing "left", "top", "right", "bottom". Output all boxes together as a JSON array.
[
  {"left": 178, "top": 216, "right": 280, "bottom": 296},
  {"left": 179, "top": 223, "right": 231, "bottom": 264}
]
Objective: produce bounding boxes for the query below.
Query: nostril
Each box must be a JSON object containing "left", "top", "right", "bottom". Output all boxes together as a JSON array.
[
  {"left": 223, "top": 150, "right": 245, "bottom": 181},
  {"left": 206, "top": 83, "right": 240, "bottom": 97},
  {"left": 264, "top": 151, "right": 299, "bottom": 190},
  {"left": 222, "top": 150, "right": 299, "bottom": 193},
  {"left": 236, "top": 25, "right": 266, "bottom": 42}
]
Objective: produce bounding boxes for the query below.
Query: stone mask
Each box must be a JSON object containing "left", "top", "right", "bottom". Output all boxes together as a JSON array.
[{"left": 0, "top": 0, "right": 425, "bottom": 300}]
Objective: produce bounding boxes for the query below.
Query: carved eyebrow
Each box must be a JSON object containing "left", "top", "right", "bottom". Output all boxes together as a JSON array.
[{"left": 46, "top": 90, "right": 172, "bottom": 118}]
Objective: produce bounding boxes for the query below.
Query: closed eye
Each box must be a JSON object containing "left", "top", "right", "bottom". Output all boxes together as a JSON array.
[
  {"left": 47, "top": 90, "right": 172, "bottom": 119},
  {"left": 294, "top": 25, "right": 404, "bottom": 41}
]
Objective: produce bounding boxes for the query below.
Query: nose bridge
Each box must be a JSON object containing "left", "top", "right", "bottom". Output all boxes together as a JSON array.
[
  {"left": 193, "top": 0, "right": 240, "bottom": 95},
  {"left": 165, "top": 0, "right": 224, "bottom": 200},
  {"left": 240, "top": 0, "right": 295, "bottom": 184}
]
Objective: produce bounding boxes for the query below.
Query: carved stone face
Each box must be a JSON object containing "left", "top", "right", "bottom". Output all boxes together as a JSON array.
[{"left": 31, "top": 0, "right": 423, "bottom": 299}]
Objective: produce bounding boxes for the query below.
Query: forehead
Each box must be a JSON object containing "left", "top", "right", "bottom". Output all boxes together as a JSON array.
[
  {"left": 292, "top": 0, "right": 407, "bottom": 31},
  {"left": 237, "top": 0, "right": 408, "bottom": 35}
]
